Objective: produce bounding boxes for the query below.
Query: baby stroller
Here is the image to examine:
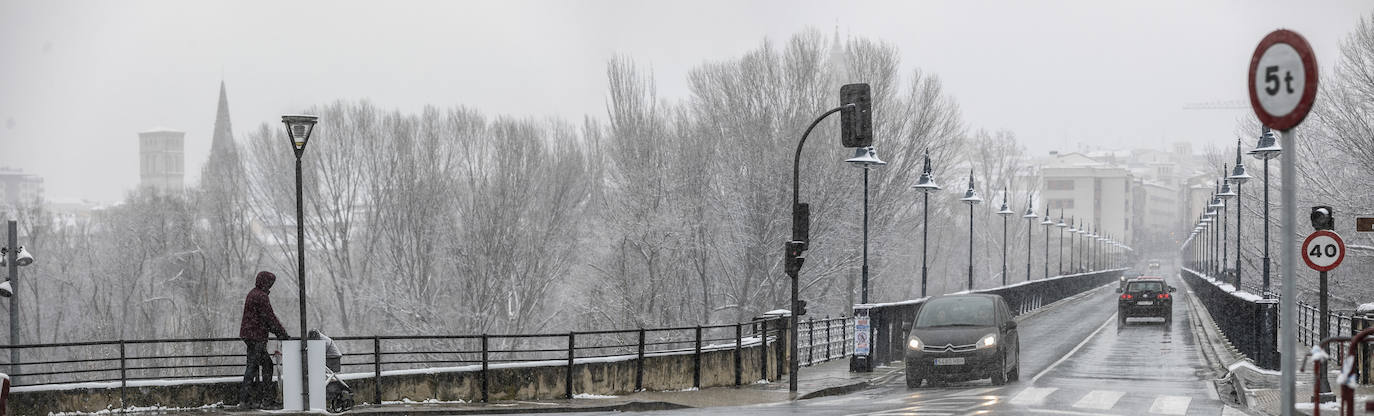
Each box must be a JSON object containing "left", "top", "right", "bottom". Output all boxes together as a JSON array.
[{"left": 310, "top": 329, "right": 355, "bottom": 412}]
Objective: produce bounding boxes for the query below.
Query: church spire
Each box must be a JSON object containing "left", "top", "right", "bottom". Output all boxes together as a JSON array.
[{"left": 211, "top": 81, "right": 234, "bottom": 157}]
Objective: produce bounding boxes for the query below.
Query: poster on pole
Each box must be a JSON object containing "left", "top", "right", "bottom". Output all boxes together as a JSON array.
[{"left": 854, "top": 314, "right": 871, "bottom": 356}]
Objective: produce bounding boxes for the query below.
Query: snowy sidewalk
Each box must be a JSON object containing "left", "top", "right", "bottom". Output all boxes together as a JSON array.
[{"left": 107, "top": 359, "right": 895, "bottom": 415}]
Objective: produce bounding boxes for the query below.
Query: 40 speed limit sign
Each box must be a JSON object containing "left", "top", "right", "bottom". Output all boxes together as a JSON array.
[{"left": 1301, "top": 230, "right": 1345, "bottom": 272}]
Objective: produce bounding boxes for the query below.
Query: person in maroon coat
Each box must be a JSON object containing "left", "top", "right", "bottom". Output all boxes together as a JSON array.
[{"left": 238, "top": 271, "right": 290, "bottom": 408}]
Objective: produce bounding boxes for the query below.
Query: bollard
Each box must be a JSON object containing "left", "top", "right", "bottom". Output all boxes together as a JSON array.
[
  {"left": 481, "top": 335, "right": 489, "bottom": 403},
  {"left": 566, "top": 332, "right": 575, "bottom": 399},
  {"left": 636, "top": 328, "right": 646, "bottom": 391},
  {"left": 734, "top": 323, "right": 742, "bottom": 387},
  {"left": 693, "top": 326, "right": 702, "bottom": 389},
  {"left": 119, "top": 340, "right": 127, "bottom": 409},
  {"left": 759, "top": 320, "right": 769, "bottom": 381},
  {"left": 373, "top": 336, "right": 382, "bottom": 405}
]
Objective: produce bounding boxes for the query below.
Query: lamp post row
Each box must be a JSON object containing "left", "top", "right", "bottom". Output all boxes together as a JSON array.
[
  {"left": 858, "top": 152, "right": 1127, "bottom": 302},
  {"left": 1186, "top": 127, "right": 1275, "bottom": 296}
]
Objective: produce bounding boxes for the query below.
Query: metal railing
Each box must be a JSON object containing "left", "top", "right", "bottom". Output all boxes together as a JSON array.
[
  {"left": 798, "top": 316, "right": 853, "bottom": 367},
  {"left": 1181, "top": 266, "right": 1280, "bottom": 370},
  {"left": 1184, "top": 264, "right": 1374, "bottom": 375},
  {"left": 1, "top": 315, "right": 835, "bottom": 406}
]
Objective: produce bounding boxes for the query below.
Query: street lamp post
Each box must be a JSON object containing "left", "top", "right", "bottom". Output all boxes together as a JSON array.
[
  {"left": 997, "top": 189, "right": 1015, "bottom": 287},
  {"left": 1082, "top": 225, "right": 1091, "bottom": 271},
  {"left": 1067, "top": 218, "right": 1077, "bottom": 273},
  {"left": 1248, "top": 127, "right": 1280, "bottom": 294},
  {"left": 282, "top": 114, "right": 319, "bottom": 408},
  {"left": 912, "top": 150, "right": 941, "bottom": 297},
  {"left": 1207, "top": 194, "right": 1223, "bottom": 277},
  {"left": 1040, "top": 207, "right": 1052, "bottom": 279},
  {"left": 1022, "top": 200, "right": 1037, "bottom": 282},
  {"left": 1056, "top": 213, "right": 1067, "bottom": 275},
  {"left": 960, "top": 171, "right": 983, "bottom": 291},
  {"left": 4, "top": 220, "right": 35, "bottom": 381},
  {"left": 1228, "top": 140, "right": 1252, "bottom": 289},
  {"left": 1088, "top": 227, "right": 1099, "bottom": 270},
  {"left": 1218, "top": 169, "right": 1236, "bottom": 281},
  {"left": 846, "top": 147, "right": 886, "bottom": 303}
]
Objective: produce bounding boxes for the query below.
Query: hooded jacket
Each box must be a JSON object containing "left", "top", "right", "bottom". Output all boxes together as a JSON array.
[{"left": 240, "top": 271, "right": 289, "bottom": 341}]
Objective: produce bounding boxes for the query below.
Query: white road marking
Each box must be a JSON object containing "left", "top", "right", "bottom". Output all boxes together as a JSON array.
[
  {"left": 1031, "top": 313, "right": 1116, "bottom": 383},
  {"left": 1071, "top": 390, "right": 1125, "bottom": 410},
  {"left": 948, "top": 386, "right": 1002, "bottom": 397},
  {"left": 1010, "top": 387, "right": 1058, "bottom": 406},
  {"left": 1148, "top": 395, "right": 1191, "bottom": 415}
]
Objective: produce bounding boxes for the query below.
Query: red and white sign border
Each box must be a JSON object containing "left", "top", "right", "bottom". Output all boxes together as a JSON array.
[
  {"left": 1300, "top": 230, "right": 1345, "bottom": 272},
  {"left": 1248, "top": 29, "right": 1319, "bottom": 131}
]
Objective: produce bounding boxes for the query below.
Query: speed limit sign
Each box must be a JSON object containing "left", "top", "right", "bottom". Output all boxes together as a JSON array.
[
  {"left": 1249, "top": 30, "right": 1319, "bottom": 131},
  {"left": 1301, "top": 230, "right": 1345, "bottom": 272}
]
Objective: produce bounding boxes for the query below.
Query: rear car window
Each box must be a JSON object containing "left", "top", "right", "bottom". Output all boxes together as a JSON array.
[
  {"left": 1128, "top": 281, "right": 1164, "bottom": 292},
  {"left": 916, "top": 297, "right": 995, "bottom": 328}
]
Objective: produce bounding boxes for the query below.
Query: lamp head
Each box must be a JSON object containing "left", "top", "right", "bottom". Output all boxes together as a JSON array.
[
  {"left": 960, "top": 170, "right": 981, "bottom": 204},
  {"left": 15, "top": 246, "right": 32, "bottom": 267},
  {"left": 1248, "top": 126, "right": 1281, "bottom": 160},
  {"left": 845, "top": 146, "right": 886, "bottom": 168},
  {"left": 913, "top": 172, "right": 941, "bottom": 192},
  {"left": 281, "top": 114, "right": 320, "bottom": 156}
]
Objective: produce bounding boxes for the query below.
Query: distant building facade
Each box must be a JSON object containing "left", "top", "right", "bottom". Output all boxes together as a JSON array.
[
  {"left": 139, "top": 127, "right": 185, "bottom": 194},
  {"left": 1039, "top": 152, "right": 1134, "bottom": 246},
  {"left": 0, "top": 167, "right": 44, "bottom": 212}
]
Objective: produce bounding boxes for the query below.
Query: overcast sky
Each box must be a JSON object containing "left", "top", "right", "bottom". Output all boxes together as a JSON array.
[{"left": 1, "top": 0, "right": 1368, "bottom": 203}]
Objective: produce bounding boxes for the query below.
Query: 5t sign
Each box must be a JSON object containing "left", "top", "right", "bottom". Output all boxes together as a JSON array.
[
  {"left": 1249, "top": 30, "right": 1319, "bottom": 131},
  {"left": 1301, "top": 230, "right": 1345, "bottom": 272}
]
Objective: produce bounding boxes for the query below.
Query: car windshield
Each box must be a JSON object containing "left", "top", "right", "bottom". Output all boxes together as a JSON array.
[
  {"left": 1128, "top": 281, "right": 1164, "bottom": 292},
  {"left": 916, "top": 297, "right": 995, "bottom": 328}
]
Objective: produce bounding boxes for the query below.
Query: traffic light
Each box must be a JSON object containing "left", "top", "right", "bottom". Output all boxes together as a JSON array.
[
  {"left": 793, "top": 203, "right": 810, "bottom": 249},
  {"left": 785, "top": 241, "right": 806, "bottom": 278},
  {"left": 1311, "top": 205, "right": 1335, "bottom": 231},
  {"left": 840, "top": 84, "right": 873, "bottom": 148},
  {"left": 795, "top": 299, "right": 808, "bottom": 316}
]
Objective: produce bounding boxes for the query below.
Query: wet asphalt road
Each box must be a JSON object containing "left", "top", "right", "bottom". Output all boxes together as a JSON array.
[{"left": 579, "top": 269, "right": 1237, "bottom": 415}]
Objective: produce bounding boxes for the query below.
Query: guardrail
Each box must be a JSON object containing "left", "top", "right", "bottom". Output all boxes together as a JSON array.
[
  {"left": 1180, "top": 267, "right": 1280, "bottom": 370},
  {"left": 853, "top": 268, "right": 1126, "bottom": 369},
  {"left": 1, "top": 314, "right": 862, "bottom": 409},
  {"left": 1184, "top": 265, "right": 1372, "bottom": 380}
]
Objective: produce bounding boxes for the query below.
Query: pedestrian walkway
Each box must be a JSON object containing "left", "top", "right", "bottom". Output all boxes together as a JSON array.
[{"left": 137, "top": 359, "right": 894, "bottom": 415}]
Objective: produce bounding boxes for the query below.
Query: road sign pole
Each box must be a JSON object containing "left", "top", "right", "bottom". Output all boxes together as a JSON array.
[{"left": 1279, "top": 128, "right": 1297, "bottom": 416}]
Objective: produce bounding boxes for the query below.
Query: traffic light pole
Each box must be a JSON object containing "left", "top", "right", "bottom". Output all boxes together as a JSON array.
[{"left": 789, "top": 105, "right": 846, "bottom": 395}]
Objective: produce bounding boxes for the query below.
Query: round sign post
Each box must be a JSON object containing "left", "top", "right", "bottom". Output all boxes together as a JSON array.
[
  {"left": 1250, "top": 29, "right": 1319, "bottom": 413},
  {"left": 1301, "top": 230, "right": 1345, "bottom": 272}
]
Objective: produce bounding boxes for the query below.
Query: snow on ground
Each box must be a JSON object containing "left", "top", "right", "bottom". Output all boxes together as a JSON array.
[
  {"left": 572, "top": 393, "right": 619, "bottom": 399},
  {"left": 47, "top": 402, "right": 225, "bottom": 415},
  {"left": 381, "top": 397, "right": 468, "bottom": 405},
  {"left": 1294, "top": 401, "right": 1342, "bottom": 412}
]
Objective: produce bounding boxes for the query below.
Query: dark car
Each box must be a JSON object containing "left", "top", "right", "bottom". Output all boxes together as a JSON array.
[
  {"left": 904, "top": 294, "right": 1020, "bottom": 388},
  {"left": 1117, "top": 277, "right": 1175, "bottom": 324}
]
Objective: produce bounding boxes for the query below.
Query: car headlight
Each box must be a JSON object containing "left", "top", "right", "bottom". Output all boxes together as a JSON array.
[
  {"left": 976, "top": 333, "right": 997, "bottom": 349},
  {"left": 907, "top": 337, "right": 923, "bottom": 350}
]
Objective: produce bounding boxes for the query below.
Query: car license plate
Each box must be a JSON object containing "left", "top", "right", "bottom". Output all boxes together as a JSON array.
[
  {"left": 1137, "top": 301, "right": 1154, "bottom": 306},
  {"left": 934, "top": 357, "right": 965, "bottom": 366}
]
